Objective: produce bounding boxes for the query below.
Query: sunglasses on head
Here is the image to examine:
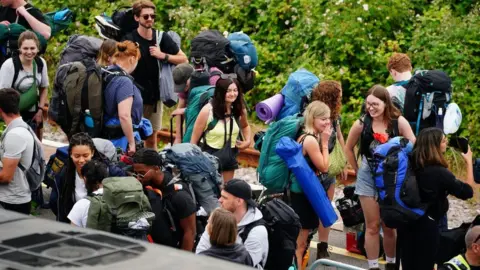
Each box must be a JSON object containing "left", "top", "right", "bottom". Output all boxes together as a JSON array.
[
  {"left": 220, "top": 73, "right": 237, "bottom": 80},
  {"left": 142, "top": 14, "right": 156, "bottom": 20}
]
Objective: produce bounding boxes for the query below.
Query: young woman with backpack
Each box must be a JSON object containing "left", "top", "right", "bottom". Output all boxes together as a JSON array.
[
  {"left": 190, "top": 77, "right": 251, "bottom": 183},
  {"left": 198, "top": 208, "right": 253, "bottom": 266},
  {"left": 96, "top": 39, "right": 117, "bottom": 66},
  {"left": 290, "top": 101, "right": 332, "bottom": 269},
  {"left": 344, "top": 85, "right": 415, "bottom": 270},
  {"left": 0, "top": 30, "right": 48, "bottom": 140},
  {"left": 49, "top": 133, "right": 126, "bottom": 223},
  {"left": 102, "top": 40, "right": 147, "bottom": 155},
  {"left": 398, "top": 127, "right": 474, "bottom": 270},
  {"left": 67, "top": 160, "right": 108, "bottom": 228},
  {"left": 310, "top": 80, "right": 348, "bottom": 259}
]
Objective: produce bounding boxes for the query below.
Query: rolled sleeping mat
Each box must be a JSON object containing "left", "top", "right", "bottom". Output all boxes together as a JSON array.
[
  {"left": 276, "top": 136, "right": 338, "bottom": 227},
  {"left": 256, "top": 94, "right": 284, "bottom": 124}
]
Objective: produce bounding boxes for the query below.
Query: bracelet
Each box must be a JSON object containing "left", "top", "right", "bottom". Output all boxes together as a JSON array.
[{"left": 164, "top": 54, "right": 169, "bottom": 62}]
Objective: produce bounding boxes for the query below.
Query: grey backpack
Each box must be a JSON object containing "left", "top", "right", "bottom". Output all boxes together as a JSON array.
[
  {"left": 0, "top": 120, "right": 45, "bottom": 191},
  {"left": 59, "top": 35, "right": 103, "bottom": 66}
]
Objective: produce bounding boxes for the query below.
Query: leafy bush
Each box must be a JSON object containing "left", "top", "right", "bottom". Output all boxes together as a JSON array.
[{"left": 28, "top": 0, "right": 480, "bottom": 151}]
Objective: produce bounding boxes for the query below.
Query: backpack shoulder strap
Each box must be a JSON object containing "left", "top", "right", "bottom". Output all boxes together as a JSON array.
[
  {"left": 34, "top": 56, "right": 44, "bottom": 74},
  {"left": 239, "top": 219, "right": 266, "bottom": 243},
  {"left": 4, "top": 123, "right": 37, "bottom": 172},
  {"left": 391, "top": 118, "right": 399, "bottom": 137},
  {"left": 12, "top": 55, "right": 21, "bottom": 88}
]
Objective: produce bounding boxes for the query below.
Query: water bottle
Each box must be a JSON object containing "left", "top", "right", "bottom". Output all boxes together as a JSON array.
[
  {"left": 436, "top": 107, "right": 444, "bottom": 131},
  {"left": 84, "top": 109, "right": 95, "bottom": 136}
]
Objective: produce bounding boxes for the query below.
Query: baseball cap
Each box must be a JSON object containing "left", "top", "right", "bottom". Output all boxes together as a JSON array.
[
  {"left": 173, "top": 63, "right": 194, "bottom": 93},
  {"left": 224, "top": 179, "right": 256, "bottom": 208}
]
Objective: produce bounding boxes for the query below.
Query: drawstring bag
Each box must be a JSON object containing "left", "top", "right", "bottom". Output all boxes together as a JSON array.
[
  {"left": 18, "top": 61, "right": 38, "bottom": 112},
  {"left": 328, "top": 139, "right": 347, "bottom": 177},
  {"left": 203, "top": 116, "right": 239, "bottom": 172}
]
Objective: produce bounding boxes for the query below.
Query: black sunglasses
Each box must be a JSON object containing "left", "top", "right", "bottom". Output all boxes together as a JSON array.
[
  {"left": 220, "top": 73, "right": 237, "bottom": 80},
  {"left": 142, "top": 14, "right": 156, "bottom": 20}
]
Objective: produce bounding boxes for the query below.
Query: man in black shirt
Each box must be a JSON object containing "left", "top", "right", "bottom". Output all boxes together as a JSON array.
[
  {"left": 124, "top": 0, "right": 187, "bottom": 150},
  {"left": 0, "top": 0, "right": 51, "bottom": 39},
  {"left": 132, "top": 148, "right": 196, "bottom": 251},
  {"left": 439, "top": 225, "right": 480, "bottom": 270}
]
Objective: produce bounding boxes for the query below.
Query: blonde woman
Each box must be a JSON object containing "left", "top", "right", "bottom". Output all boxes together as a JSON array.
[
  {"left": 290, "top": 101, "right": 332, "bottom": 268},
  {"left": 198, "top": 208, "right": 253, "bottom": 266},
  {"left": 96, "top": 39, "right": 117, "bottom": 66}
]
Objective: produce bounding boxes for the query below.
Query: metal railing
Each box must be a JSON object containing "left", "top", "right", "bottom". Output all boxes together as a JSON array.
[{"left": 310, "top": 259, "right": 366, "bottom": 270}]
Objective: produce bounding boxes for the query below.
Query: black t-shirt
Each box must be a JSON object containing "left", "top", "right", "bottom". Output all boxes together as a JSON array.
[
  {"left": 123, "top": 29, "right": 179, "bottom": 104},
  {"left": 0, "top": 4, "right": 47, "bottom": 29},
  {"left": 165, "top": 187, "right": 196, "bottom": 247},
  {"left": 415, "top": 165, "right": 473, "bottom": 220}
]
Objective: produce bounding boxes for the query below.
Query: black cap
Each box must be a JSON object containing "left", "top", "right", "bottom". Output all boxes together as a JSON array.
[{"left": 224, "top": 179, "right": 256, "bottom": 208}]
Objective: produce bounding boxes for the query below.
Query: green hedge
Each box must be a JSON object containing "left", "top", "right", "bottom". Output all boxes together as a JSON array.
[{"left": 33, "top": 0, "right": 480, "bottom": 150}]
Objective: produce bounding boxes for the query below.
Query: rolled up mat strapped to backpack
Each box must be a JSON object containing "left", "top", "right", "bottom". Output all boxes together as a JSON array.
[
  {"left": 276, "top": 136, "right": 338, "bottom": 227},
  {"left": 256, "top": 94, "right": 284, "bottom": 124}
]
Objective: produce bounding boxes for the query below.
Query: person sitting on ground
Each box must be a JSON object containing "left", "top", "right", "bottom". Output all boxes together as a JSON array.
[
  {"left": 50, "top": 132, "right": 126, "bottom": 223},
  {"left": 190, "top": 77, "right": 251, "bottom": 183},
  {"left": 132, "top": 148, "right": 197, "bottom": 251},
  {"left": 196, "top": 179, "right": 268, "bottom": 269},
  {"left": 397, "top": 127, "right": 474, "bottom": 270},
  {"left": 96, "top": 39, "right": 117, "bottom": 66},
  {"left": 198, "top": 208, "right": 253, "bottom": 266},
  {"left": 0, "top": 30, "right": 49, "bottom": 140},
  {"left": 67, "top": 160, "right": 108, "bottom": 228},
  {"left": 102, "top": 40, "right": 147, "bottom": 155},
  {"left": 386, "top": 52, "right": 413, "bottom": 112},
  {"left": 439, "top": 225, "right": 480, "bottom": 270},
  {"left": 0, "top": 88, "right": 36, "bottom": 215}
]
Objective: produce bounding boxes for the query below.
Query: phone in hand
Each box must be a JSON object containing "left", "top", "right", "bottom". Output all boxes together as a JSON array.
[{"left": 449, "top": 136, "right": 469, "bottom": 154}]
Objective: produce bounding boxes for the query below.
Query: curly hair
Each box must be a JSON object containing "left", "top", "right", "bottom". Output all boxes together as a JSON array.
[
  {"left": 311, "top": 80, "right": 342, "bottom": 121},
  {"left": 387, "top": 53, "right": 412, "bottom": 73}
]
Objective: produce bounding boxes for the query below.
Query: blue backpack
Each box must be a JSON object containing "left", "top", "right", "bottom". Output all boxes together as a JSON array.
[
  {"left": 227, "top": 32, "right": 258, "bottom": 71},
  {"left": 373, "top": 137, "right": 426, "bottom": 228},
  {"left": 276, "top": 69, "right": 319, "bottom": 121}
]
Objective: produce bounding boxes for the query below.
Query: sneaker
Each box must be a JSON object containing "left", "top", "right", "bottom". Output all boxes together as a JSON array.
[
  {"left": 385, "top": 263, "right": 396, "bottom": 270},
  {"left": 316, "top": 242, "right": 330, "bottom": 260}
]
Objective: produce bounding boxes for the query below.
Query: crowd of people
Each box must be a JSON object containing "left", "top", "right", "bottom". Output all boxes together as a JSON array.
[{"left": 0, "top": 0, "right": 478, "bottom": 270}]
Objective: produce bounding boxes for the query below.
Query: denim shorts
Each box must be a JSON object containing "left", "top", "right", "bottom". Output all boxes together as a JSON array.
[{"left": 354, "top": 158, "right": 377, "bottom": 197}]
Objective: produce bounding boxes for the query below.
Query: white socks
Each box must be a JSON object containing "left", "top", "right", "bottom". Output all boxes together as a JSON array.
[
  {"left": 386, "top": 256, "right": 396, "bottom": 264},
  {"left": 368, "top": 259, "right": 379, "bottom": 269}
]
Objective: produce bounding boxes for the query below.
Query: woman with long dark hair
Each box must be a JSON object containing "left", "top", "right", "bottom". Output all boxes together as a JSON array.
[
  {"left": 397, "top": 127, "right": 474, "bottom": 269},
  {"left": 190, "top": 77, "right": 251, "bottom": 183},
  {"left": 345, "top": 85, "right": 415, "bottom": 270},
  {"left": 49, "top": 133, "right": 125, "bottom": 222}
]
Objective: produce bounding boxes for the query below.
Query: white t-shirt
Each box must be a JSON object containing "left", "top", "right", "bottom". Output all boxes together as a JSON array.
[
  {"left": 74, "top": 172, "right": 87, "bottom": 202},
  {"left": 67, "top": 188, "right": 103, "bottom": 228}
]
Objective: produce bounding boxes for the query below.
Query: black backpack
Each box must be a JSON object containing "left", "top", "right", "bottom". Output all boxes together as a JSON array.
[
  {"left": 112, "top": 7, "right": 137, "bottom": 40},
  {"left": 335, "top": 186, "right": 364, "bottom": 227},
  {"left": 190, "top": 30, "right": 235, "bottom": 74},
  {"left": 239, "top": 198, "right": 301, "bottom": 270},
  {"left": 403, "top": 70, "right": 452, "bottom": 135},
  {"left": 144, "top": 186, "right": 177, "bottom": 247}
]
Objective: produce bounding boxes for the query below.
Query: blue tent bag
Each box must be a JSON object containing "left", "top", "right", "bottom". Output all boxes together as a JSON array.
[
  {"left": 276, "top": 137, "right": 338, "bottom": 227},
  {"left": 228, "top": 32, "right": 258, "bottom": 71},
  {"left": 276, "top": 69, "right": 319, "bottom": 121}
]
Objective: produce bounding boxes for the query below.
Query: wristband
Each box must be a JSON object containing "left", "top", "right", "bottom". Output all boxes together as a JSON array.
[{"left": 164, "top": 54, "right": 169, "bottom": 62}]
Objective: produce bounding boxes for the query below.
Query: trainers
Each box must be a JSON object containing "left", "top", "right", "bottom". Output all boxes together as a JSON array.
[
  {"left": 385, "top": 263, "right": 396, "bottom": 270},
  {"left": 316, "top": 242, "right": 330, "bottom": 260}
]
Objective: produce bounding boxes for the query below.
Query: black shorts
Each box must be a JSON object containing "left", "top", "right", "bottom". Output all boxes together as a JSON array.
[
  {"left": 290, "top": 192, "right": 319, "bottom": 230},
  {"left": 202, "top": 144, "right": 239, "bottom": 171}
]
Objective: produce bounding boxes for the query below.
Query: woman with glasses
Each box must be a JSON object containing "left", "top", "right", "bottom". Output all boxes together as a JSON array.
[
  {"left": 398, "top": 127, "right": 474, "bottom": 269},
  {"left": 49, "top": 133, "right": 126, "bottom": 223},
  {"left": 345, "top": 85, "right": 415, "bottom": 270},
  {"left": 190, "top": 76, "right": 251, "bottom": 183}
]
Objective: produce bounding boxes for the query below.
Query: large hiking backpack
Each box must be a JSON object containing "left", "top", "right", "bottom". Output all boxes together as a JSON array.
[
  {"left": 373, "top": 137, "right": 426, "bottom": 228},
  {"left": 257, "top": 115, "right": 304, "bottom": 193},
  {"left": 404, "top": 70, "right": 452, "bottom": 135},
  {"left": 161, "top": 143, "right": 222, "bottom": 214},
  {"left": 0, "top": 121, "right": 45, "bottom": 192},
  {"left": 49, "top": 58, "right": 103, "bottom": 138},
  {"left": 276, "top": 69, "right": 320, "bottom": 121},
  {"left": 111, "top": 7, "right": 137, "bottom": 40},
  {"left": 58, "top": 35, "right": 103, "bottom": 66},
  {"left": 190, "top": 30, "right": 235, "bottom": 74},
  {"left": 87, "top": 177, "right": 155, "bottom": 239},
  {"left": 44, "top": 8, "right": 74, "bottom": 36},
  {"left": 240, "top": 198, "right": 301, "bottom": 270},
  {"left": 227, "top": 32, "right": 258, "bottom": 71},
  {"left": 182, "top": 85, "right": 216, "bottom": 143}
]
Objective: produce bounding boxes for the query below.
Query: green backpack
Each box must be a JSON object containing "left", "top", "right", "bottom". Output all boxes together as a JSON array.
[
  {"left": 87, "top": 177, "right": 154, "bottom": 233},
  {"left": 257, "top": 115, "right": 304, "bottom": 193},
  {"left": 182, "top": 85, "right": 215, "bottom": 143}
]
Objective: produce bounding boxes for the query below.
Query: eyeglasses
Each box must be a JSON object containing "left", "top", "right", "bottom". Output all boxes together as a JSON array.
[
  {"left": 220, "top": 73, "right": 237, "bottom": 80},
  {"left": 474, "top": 234, "right": 480, "bottom": 244},
  {"left": 133, "top": 169, "right": 152, "bottom": 179},
  {"left": 366, "top": 102, "right": 382, "bottom": 109},
  {"left": 142, "top": 14, "right": 156, "bottom": 20}
]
